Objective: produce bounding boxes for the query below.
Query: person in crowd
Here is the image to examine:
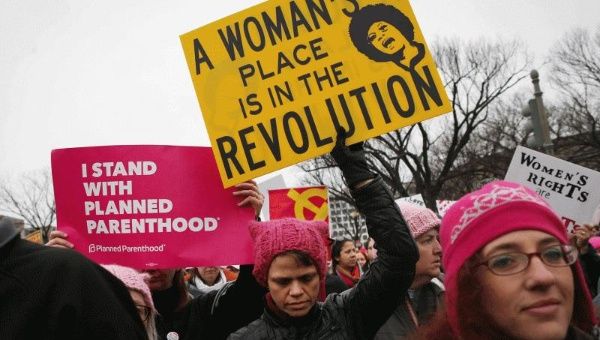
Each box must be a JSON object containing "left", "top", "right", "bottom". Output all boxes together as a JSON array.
[
  {"left": 572, "top": 224, "right": 600, "bottom": 297},
  {"left": 0, "top": 217, "right": 147, "bottom": 339},
  {"left": 366, "top": 237, "right": 377, "bottom": 262},
  {"left": 583, "top": 224, "right": 600, "bottom": 327},
  {"left": 48, "top": 180, "right": 268, "bottom": 340},
  {"left": 416, "top": 180, "right": 598, "bottom": 339},
  {"left": 592, "top": 232, "right": 600, "bottom": 323},
  {"left": 103, "top": 264, "right": 159, "bottom": 340},
  {"left": 48, "top": 231, "right": 191, "bottom": 322},
  {"left": 187, "top": 266, "right": 232, "bottom": 296},
  {"left": 331, "top": 238, "right": 360, "bottom": 287},
  {"left": 355, "top": 247, "right": 368, "bottom": 274},
  {"left": 325, "top": 238, "right": 360, "bottom": 295},
  {"left": 145, "top": 268, "right": 192, "bottom": 336},
  {"left": 228, "top": 131, "right": 418, "bottom": 339},
  {"left": 590, "top": 236, "right": 600, "bottom": 254},
  {"left": 374, "top": 202, "right": 444, "bottom": 339}
]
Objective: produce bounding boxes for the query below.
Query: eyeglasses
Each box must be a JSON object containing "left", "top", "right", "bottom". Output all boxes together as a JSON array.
[
  {"left": 476, "top": 245, "right": 578, "bottom": 276},
  {"left": 135, "top": 305, "right": 152, "bottom": 322}
]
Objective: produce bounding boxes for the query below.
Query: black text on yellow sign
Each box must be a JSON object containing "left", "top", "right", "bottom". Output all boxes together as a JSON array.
[{"left": 181, "top": 0, "right": 451, "bottom": 187}]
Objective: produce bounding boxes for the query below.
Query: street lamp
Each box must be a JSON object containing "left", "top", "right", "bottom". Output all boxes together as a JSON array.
[{"left": 521, "top": 69, "right": 554, "bottom": 155}]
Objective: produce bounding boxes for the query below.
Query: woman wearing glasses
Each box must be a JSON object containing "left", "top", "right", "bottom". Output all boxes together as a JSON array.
[
  {"left": 103, "top": 265, "right": 159, "bottom": 340},
  {"left": 417, "top": 180, "right": 597, "bottom": 339}
]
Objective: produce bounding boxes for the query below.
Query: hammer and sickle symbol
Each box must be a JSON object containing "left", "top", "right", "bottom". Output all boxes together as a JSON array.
[{"left": 286, "top": 188, "right": 328, "bottom": 221}]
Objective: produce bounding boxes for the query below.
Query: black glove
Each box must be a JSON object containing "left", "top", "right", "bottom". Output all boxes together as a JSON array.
[{"left": 330, "top": 128, "right": 375, "bottom": 189}]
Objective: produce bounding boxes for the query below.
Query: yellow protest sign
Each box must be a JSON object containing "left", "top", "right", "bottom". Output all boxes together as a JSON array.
[
  {"left": 25, "top": 230, "right": 43, "bottom": 244},
  {"left": 181, "top": 0, "right": 451, "bottom": 187}
]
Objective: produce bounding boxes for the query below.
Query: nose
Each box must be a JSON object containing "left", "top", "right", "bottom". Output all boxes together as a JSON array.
[
  {"left": 289, "top": 281, "right": 304, "bottom": 297},
  {"left": 524, "top": 256, "right": 556, "bottom": 290},
  {"left": 433, "top": 239, "right": 442, "bottom": 255}
]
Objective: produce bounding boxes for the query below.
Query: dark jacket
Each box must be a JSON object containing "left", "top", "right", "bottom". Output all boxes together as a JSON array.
[
  {"left": 165, "top": 264, "right": 267, "bottom": 340},
  {"left": 566, "top": 325, "right": 596, "bottom": 340},
  {"left": 228, "top": 177, "right": 419, "bottom": 339},
  {"left": 374, "top": 280, "right": 444, "bottom": 340},
  {"left": 579, "top": 244, "right": 600, "bottom": 297},
  {"left": 326, "top": 273, "right": 350, "bottom": 295},
  {"left": 0, "top": 222, "right": 147, "bottom": 340}
]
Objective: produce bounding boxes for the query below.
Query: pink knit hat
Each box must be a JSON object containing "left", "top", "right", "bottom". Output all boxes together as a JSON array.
[
  {"left": 590, "top": 236, "right": 600, "bottom": 250},
  {"left": 440, "top": 180, "right": 596, "bottom": 336},
  {"left": 396, "top": 202, "right": 440, "bottom": 238},
  {"left": 102, "top": 264, "right": 155, "bottom": 311},
  {"left": 249, "top": 218, "right": 329, "bottom": 288}
]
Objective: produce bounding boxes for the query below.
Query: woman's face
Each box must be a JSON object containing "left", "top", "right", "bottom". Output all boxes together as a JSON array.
[
  {"left": 356, "top": 252, "right": 367, "bottom": 267},
  {"left": 336, "top": 241, "right": 357, "bottom": 270},
  {"left": 367, "top": 238, "right": 377, "bottom": 261},
  {"left": 267, "top": 254, "right": 320, "bottom": 317},
  {"left": 475, "top": 230, "right": 574, "bottom": 340},
  {"left": 143, "top": 269, "right": 176, "bottom": 291},
  {"left": 414, "top": 229, "right": 442, "bottom": 280},
  {"left": 367, "top": 20, "right": 409, "bottom": 55},
  {"left": 197, "top": 266, "right": 221, "bottom": 285}
]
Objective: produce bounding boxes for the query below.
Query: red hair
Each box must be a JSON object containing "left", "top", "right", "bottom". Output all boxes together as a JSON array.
[{"left": 414, "top": 262, "right": 510, "bottom": 339}]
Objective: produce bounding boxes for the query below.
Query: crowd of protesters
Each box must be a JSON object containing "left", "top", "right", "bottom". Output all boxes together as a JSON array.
[{"left": 1, "top": 131, "right": 599, "bottom": 339}]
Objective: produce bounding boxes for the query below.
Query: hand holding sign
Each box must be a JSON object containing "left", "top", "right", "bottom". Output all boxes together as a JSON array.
[
  {"left": 180, "top": 0, "right": 451, "bottom": 187},
  {"left": 46, "top": 230, "right": 73, "bottom": 249},
  {"left": 233, "top": 180, "right": 264, "bottom": 218},
  {"left": 330, "top": 128, "right": 375, "bottom": 189},
  {"left": 51, "top": 146, "right": 255, "bottom": 268}
]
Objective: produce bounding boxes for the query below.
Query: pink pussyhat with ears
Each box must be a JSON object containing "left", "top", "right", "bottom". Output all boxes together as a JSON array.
[
  {"left": 102, "top": 264, "right": 155, "bottom": 311},
  {"left": 440, "top": 180, "right": 596, "bottom": 337},
  {"left": 249, "top": 218, "right": 329, "bottom": 301},
  {"left": 396, "top": 201, "right": 440, "bottom": 238},
  {"left": 589, "top": 236, "right": 600, "bottom": 250}
]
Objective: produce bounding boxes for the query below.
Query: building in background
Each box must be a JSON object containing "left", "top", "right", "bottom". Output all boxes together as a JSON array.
[{"left": 328, "top": 199, "right": 368, "bottom": 246}]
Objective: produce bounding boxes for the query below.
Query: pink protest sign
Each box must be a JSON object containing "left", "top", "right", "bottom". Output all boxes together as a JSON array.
[{"left": 51, "top": 145, "right": 255, "bottom": 269}]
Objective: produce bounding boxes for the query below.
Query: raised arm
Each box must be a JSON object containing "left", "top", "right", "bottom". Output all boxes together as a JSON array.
[{"left": 330, "top": 131, "right": 419, "bottom": 339}]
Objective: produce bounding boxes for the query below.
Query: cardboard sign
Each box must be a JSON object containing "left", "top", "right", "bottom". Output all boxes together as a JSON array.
[
  {"left": 505, "top": 146, "right": 600, "bottom": 231},
  {"left": 25, "top": 230, "right": 43, "bottom": 244},
  {"left": 436, "top": 199, "right": 455, "bottom": 217},
  {"left": 269, "top": 186, "right": 329, "bottom": 221},
  {"left": 395, "top": 194, "right": 425, "bottom": 207},
  {"left": 395, "top": 194, "right": 455, "bottom": 216},
  {"left": 51, "top": 146, "right": 255, "bottom": 269},
  {"left": 181, "top": 0, "right": 451, "bottom": 187}
]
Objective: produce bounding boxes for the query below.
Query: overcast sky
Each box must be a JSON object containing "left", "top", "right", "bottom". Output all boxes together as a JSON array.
[{"left": 1, "top": 0, "right": 599, "bottom": 183}]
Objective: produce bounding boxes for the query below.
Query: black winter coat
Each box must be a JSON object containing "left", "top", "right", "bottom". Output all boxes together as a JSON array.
[
  {"left": 0, "top": 225, "right": 147, "bottom": 340},
  {"left": 165, "top": 265, "right": 267, "bottom": 340},
  {"left": 374, "top": 281, "right": 444, "bottom": 340},
  {"left": 228, "top": 178, "right": 419, "bottom": 339}
]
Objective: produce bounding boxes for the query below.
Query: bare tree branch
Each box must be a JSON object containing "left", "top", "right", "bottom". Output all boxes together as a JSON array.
[
  {"left": 0, "top": 170, "right": 55, "bottom": 242},
  {"left": 299, "top": 38, "right": 531, "bottom": 211}
]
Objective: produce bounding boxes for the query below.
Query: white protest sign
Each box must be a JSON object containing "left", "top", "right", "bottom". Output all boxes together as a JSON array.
[
  {"left": 395, "top": 194, "right": 425, "bottom": 207},
  {"left": 436, "top": 199, "right": 455, "bottom": 217},
  {"left": 505, "top": 146, "right": 600, "bottom": 231}
]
